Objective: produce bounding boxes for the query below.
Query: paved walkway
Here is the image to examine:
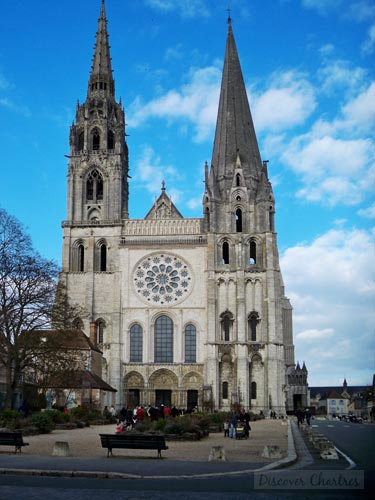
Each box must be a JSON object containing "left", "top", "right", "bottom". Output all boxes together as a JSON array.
[{"left": 0, "top": 419, "right": 293, "bottom": 478}]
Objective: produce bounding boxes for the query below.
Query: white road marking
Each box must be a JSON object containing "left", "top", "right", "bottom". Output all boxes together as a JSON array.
[{"left": 334, "top": 446, "right": 357, "bottom": 470}]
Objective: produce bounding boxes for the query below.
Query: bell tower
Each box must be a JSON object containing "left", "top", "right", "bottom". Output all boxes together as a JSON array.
[{"left": 66, "top": 0, "right": 128, "bottom": 223}]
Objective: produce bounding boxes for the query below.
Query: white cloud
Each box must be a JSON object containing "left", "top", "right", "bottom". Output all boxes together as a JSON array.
[
  {"left": 144, "top": 0, "right": 210, "bottom": 18},
  {"left": 362, "top": 23, "right": 375, "bottom": 54},
  {"left": 128, "top": 64, "right": 221, "bottom": 142},
  {"left": 251, "top": 71, "right": 316, "bottom": 132},
  {"left": 297, "top": 328, "right": 334, "bottom": 341},
  {"left": 318, "top": 60, "right": 367, "bottom": 97},
  {"left": 358, "top": 202, "right": 375, "bottom": 219},
  {"left": 133, "top": 145, "right": 180, "bottom": 196},
  {"left": 281, "top": 226, "right": 375, "bottom": 384},
  {"left": 341, "top": 81, "right": 375, "bottom": 132}
]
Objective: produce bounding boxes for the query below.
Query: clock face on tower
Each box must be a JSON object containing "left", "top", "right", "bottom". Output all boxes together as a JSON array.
[{"left": 133, "top": 253, "right": 193, "bottom": 305}]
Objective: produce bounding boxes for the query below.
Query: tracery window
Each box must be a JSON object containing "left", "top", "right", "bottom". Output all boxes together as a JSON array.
[
  {"left": 130, "top": 324, "right": 143, "bottom": 362},
  {"left": 86, "top": 169, "right": 103, "bottom": 202},
  {"left": 184, "top": 324, "right": 196, "bottom": 363},
  {"left": 154, "top": 315, "right": 173, "bottom": 363}
]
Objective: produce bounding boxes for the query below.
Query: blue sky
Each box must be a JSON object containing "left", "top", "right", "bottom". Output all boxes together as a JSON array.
[{"left": 1, "top": 0, "right": 374, "bottom": 387}]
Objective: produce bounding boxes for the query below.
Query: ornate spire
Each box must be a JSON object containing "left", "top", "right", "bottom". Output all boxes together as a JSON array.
[
  {"left": 88, "top": 0, "right": 114, "bottom": 97},
  {"left": 210, "top": 18, "right": 262, "bottom": 196}
]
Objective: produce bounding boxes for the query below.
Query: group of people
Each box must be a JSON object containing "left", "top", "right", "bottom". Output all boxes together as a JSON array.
[
  {"left": 103, "top": 404, "right": 187, "bottom": 434},
  {"left": 295, "top": 407, "right": 311, "bottom": 427},
  {"left": 223, "top": 409, "right": 251, "bottom": 438}
]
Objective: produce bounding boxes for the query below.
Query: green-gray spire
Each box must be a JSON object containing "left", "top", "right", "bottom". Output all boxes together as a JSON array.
[
  {"left": 88, "top": 0, "right": 115, "bottom": 98},
  {"left": 210, "top": 17, "right": 262, "bottom": 196}
]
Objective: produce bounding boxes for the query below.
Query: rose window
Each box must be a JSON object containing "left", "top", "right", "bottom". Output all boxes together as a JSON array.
[{"left": 134, "top": 254, "right": 192, "bottom": 305}]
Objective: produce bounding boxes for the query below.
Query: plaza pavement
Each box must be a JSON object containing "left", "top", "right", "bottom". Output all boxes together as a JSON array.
[{"left": 0, "top": 418, "right": 303, "bottom": 478}]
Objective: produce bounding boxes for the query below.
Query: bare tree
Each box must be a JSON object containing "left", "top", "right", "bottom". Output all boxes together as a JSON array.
[{"left": 0, "top": 208, "right": 79, "bottom": 409}]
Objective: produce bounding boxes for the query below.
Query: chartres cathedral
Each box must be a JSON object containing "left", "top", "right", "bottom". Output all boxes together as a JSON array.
[{"left": 60, "top": 1, "right": 308, "bottom": 414}]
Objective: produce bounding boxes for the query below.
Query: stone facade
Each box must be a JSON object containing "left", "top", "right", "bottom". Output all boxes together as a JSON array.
[{"left": 59, "top": 1, "right": 307, "bottom": 413}]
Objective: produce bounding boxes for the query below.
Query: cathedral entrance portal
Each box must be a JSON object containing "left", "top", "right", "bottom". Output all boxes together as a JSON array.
[
  {"left": 155, "top": 390, "right": 171, "bottom": 407},
  {"left": 187, "top": 390, "right": 198, "bottom": 411},
  {"left": 128, "top": 389, "right": 140, "bottom": 408}
]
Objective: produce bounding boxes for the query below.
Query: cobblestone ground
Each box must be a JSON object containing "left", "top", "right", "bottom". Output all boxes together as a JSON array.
[{"left": 23, "top": 419, "right": 288, "bottom": 462}]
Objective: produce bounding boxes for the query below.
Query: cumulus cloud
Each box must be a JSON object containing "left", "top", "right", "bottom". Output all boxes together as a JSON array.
[
  {"left": 128, "top": 64, "right": 221, "bottom": 142},
  {"left": 281, "top": 227, "right": 375, "bottom": 384},
  {"left": 358, "top": 202, "right": 375, "bottom": 219},
  {"left": 251, "top": 71, "right": 316, "bottom": 132},
  {"left": 133, "top": 145, "right": 181, "bottom": 197}
]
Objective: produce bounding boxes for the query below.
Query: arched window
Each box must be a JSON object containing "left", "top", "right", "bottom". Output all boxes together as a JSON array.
[
  {"left": 221, "top": 311, "right": 234, "bottom": 342},
  {"left": 250, "top": 240, "right": 256, "bottom": 265},
  {"left": 78, "top": 131, "right": 84, "bottom": 151},
  {"left": 251, "top": 381, "right": 257, "bottom": 399},
  {"left": 236, "top": 174, "right": 241, "bottom": 187},
  {"left": 107, "top": 130, "right": 114, "bottom": 150},
  {"left": 235, "top": 208, "right": 243, "bottom": 232},
  {"left": 92, "top": 128, "right": 100, "bottom": 150},
  {"left": 222, "top": 381, "right": 229, "bottom": 399},
  {"left": 97, "top": 319, "right": 105, "bottom": 344},
  {"left": 78, "top": 245, "right": 84, "bottom": 272},
  {"left": 100, "top": 243, "right": 107, "bottom": 271},
  {"left": 205, "top": 207, "right": 210, "bottom": 227},
  {"left": 86, "top": 169, "right": 103, "bottom": 202},
  {"left": 222, "top": 241, "right": 229, "bottom": 264},
  {"left": 154, "top": 315, "right": 173, "bottom": 363},
  {"left": 248, "top": 312, "right": 259, "bottom": 341},
  {"left": 185, "top": 324, "right": 196, "bottom": 363},
  {"left": 130, "top": 324, "right": 143, "bottom": 362},
  {"left": 72, "top": 241, "right": 85, "bottom": 272}
]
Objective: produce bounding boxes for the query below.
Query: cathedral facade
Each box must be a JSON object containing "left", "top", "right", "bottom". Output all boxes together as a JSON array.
[{"left": 59, "top": 1, "right": 307, "bottom": 414}]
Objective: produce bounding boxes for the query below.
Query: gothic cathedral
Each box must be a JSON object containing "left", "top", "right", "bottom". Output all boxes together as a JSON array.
[{"left": 60, "top": 1, "right": 308, "bottom": 414}]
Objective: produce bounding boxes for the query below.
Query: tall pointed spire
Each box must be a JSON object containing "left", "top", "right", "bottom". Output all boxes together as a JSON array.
[
  {"left": 88, "top": 0, "right": 114, "bottom": 97},
  {"left": 210, "top": 17, "right": 262, "bottom": 195}
]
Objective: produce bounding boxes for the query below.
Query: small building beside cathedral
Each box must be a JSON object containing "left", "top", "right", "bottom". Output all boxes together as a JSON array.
[{"left": 59, "top": 0, "right": 308, "bottom": 414}]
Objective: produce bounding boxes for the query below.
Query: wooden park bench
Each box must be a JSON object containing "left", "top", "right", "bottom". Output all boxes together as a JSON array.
[
  {"left": 0, "top": 431, "right": 29, "bottom": 453},
  {"left": 100, "top": 433, "right": 168, "bottom": 458}
]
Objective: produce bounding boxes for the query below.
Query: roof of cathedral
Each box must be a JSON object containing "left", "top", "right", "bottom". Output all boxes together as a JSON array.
[
  {"left": 88, "top": 0, "right": 114, "bottom": 96},
  {"left": 209, "top": 17, "right": 262, "bottom": 195},
  {"left": 144, "top": 181, "right": 184, "bottom": 220}
]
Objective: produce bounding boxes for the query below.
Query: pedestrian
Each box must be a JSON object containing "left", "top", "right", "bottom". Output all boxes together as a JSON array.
[
  {"left": 304, "top": 408, "right": 311, "bottom": 426},
  {"left": 223, "top": 419, "right": 230, "bottom": 437}
]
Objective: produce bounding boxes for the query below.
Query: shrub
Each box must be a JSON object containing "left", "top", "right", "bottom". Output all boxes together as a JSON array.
[
  {"left": 164, "top": 422, "right": 185, "bottom": 435},
  {"left": 31, "top": 412, "right": 54, "bottom": 433},
  {"left": 153, "top": 418, "right": 167, "bottom": 432},
  {"left": 0, "top": 409, "right": 24, "bottom": 430},
  {"left": 44, "top": 410, "right": 69, "bottom": 424}
]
